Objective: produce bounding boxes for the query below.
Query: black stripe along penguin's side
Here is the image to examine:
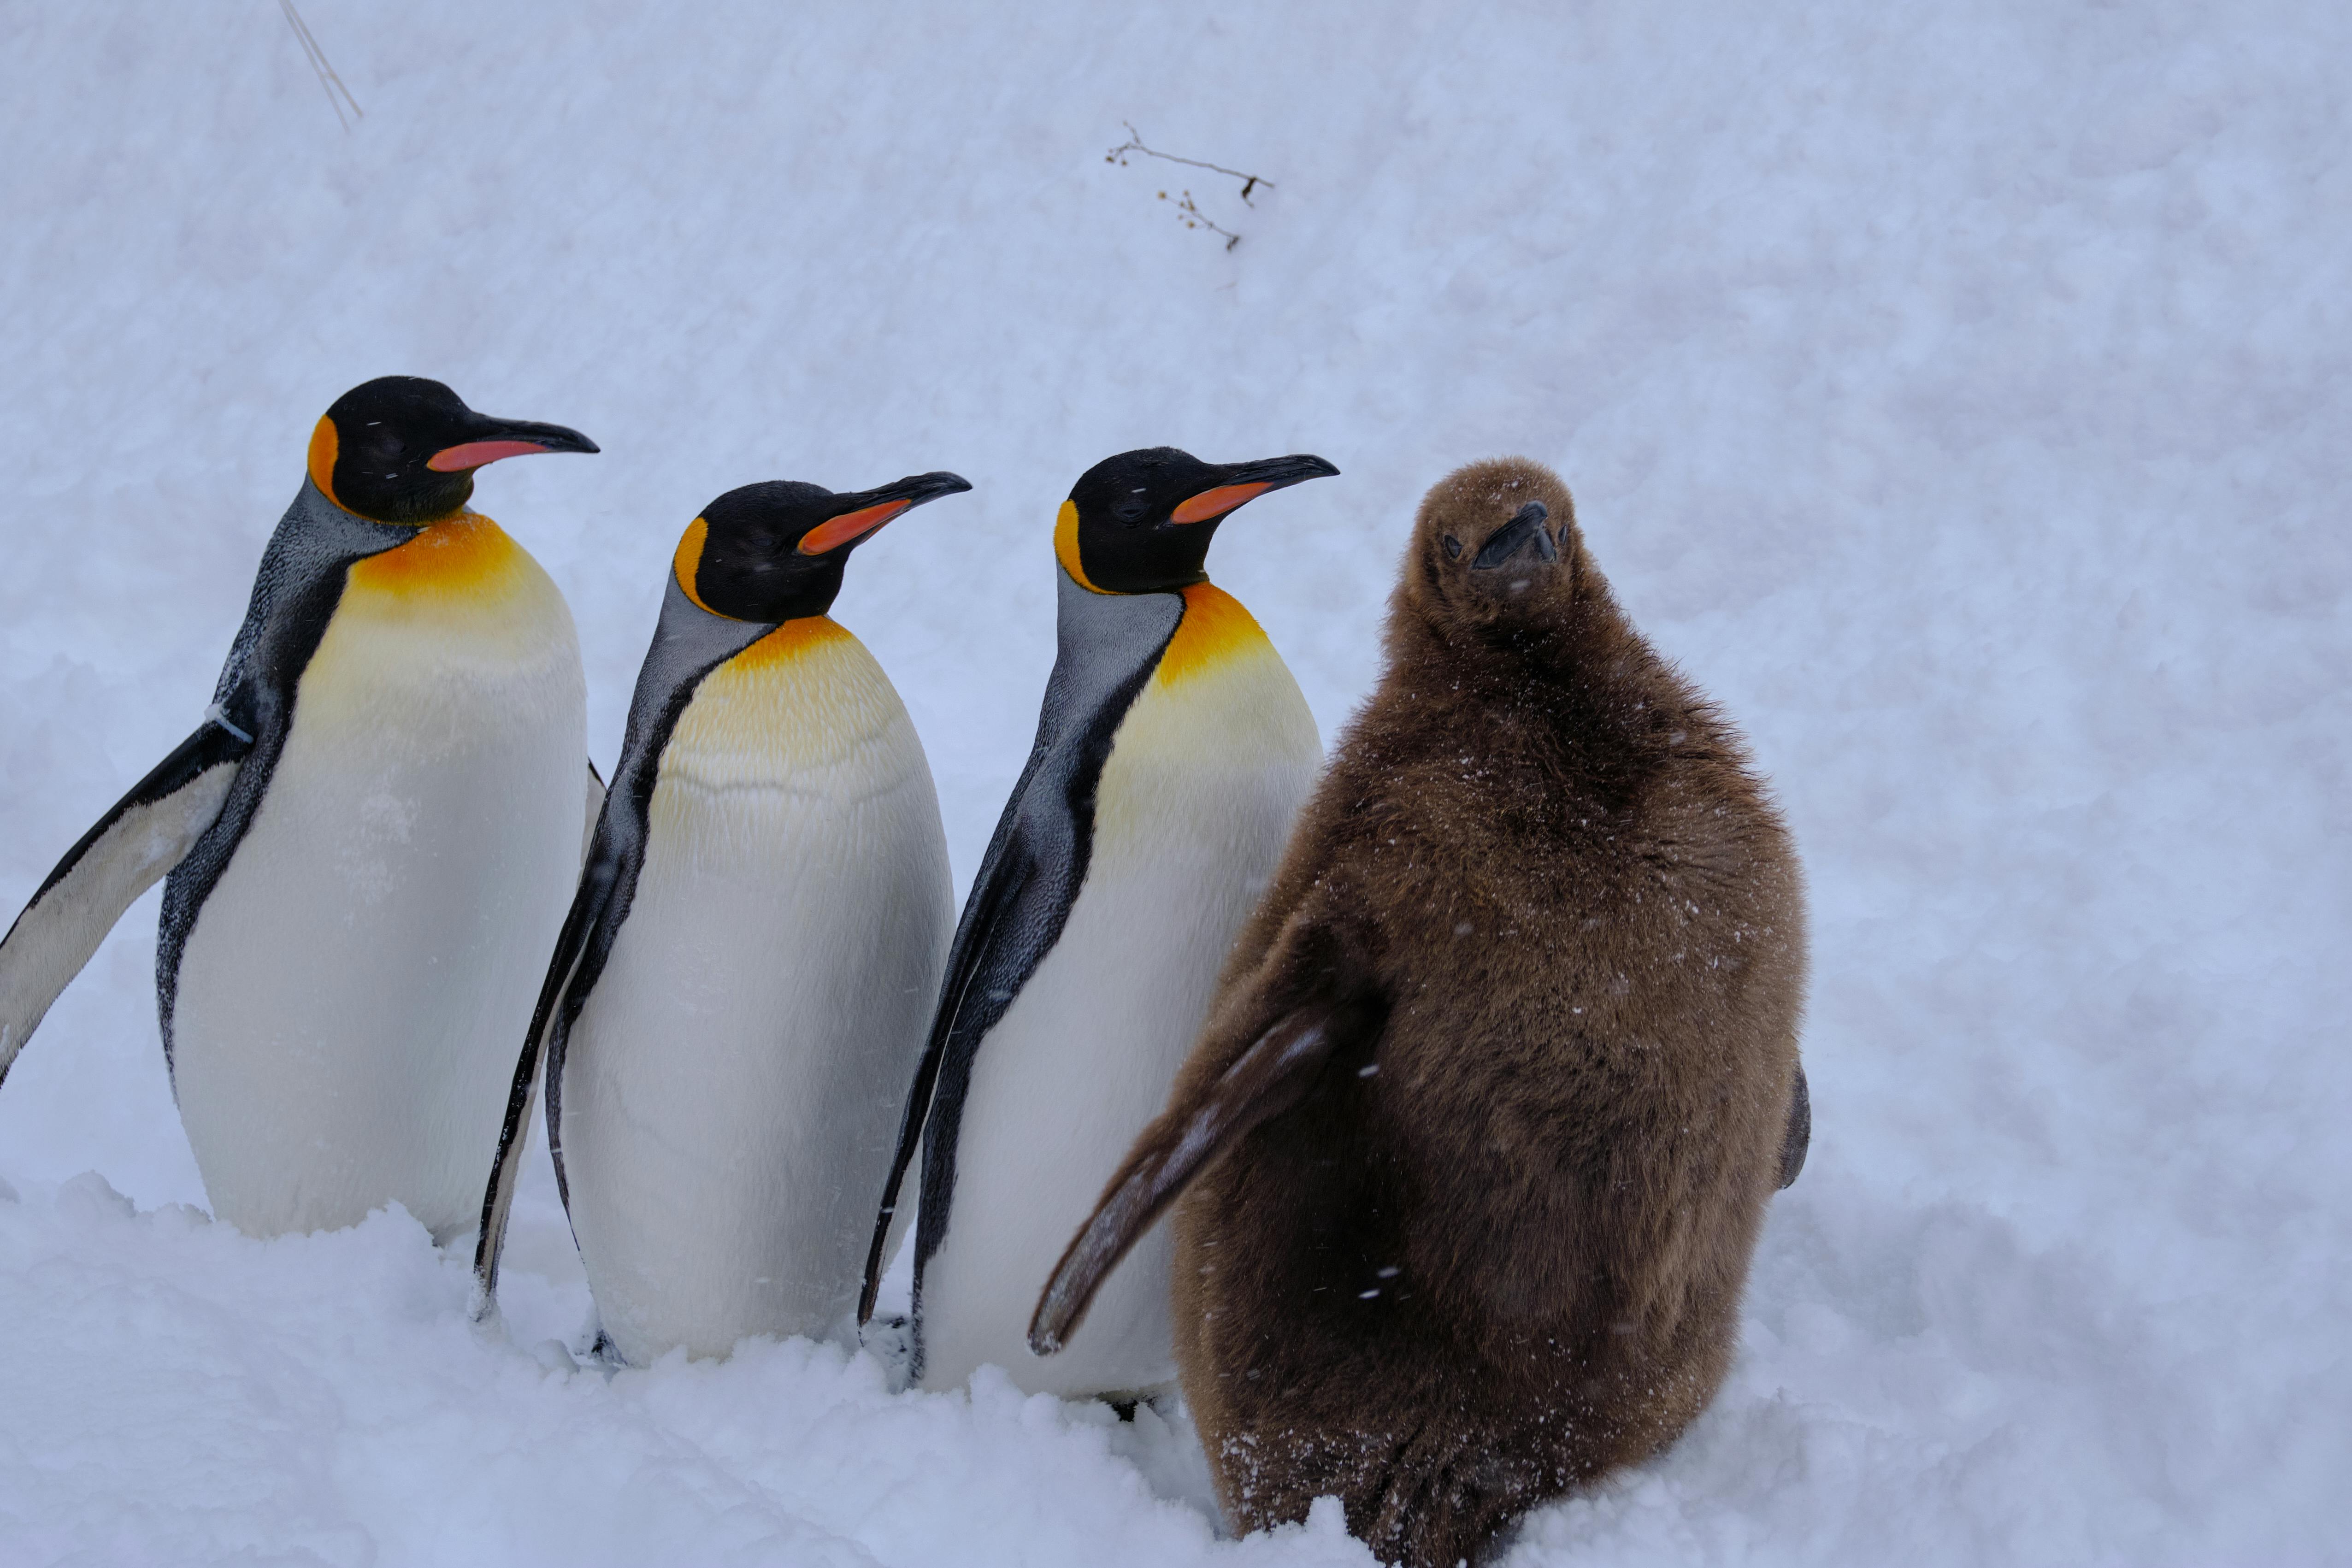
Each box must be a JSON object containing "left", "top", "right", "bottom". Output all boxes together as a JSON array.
[
  {"left": 473, "top": 472, "right": 968, "bottom": 1365},
  {"left": 0, "top": 377, "right": 600, "bottom": 1241},
  {"left": 862, "top": 447, "right": 1338, "bottom": 1399}
]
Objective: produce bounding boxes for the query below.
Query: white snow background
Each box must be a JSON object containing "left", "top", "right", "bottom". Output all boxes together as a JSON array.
[{"left": 1, "top": 1, "right": 2346, "bottom": 1563}]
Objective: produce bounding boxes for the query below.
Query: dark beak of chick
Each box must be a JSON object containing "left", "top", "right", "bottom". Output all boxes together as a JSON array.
[{"left": 1470, "top": 501, "right": 1556, "bottom": 571}]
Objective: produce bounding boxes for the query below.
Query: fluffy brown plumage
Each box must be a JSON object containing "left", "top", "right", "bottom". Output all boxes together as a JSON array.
[{"left": 1032, "top": 457, "right": 1809, "bottom": 1567}]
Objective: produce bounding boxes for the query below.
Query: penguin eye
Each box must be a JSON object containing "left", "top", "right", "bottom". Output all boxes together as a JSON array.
[
  {"left": 1113, "top": 498, "right": 1150, "bottom": 524},
  {"left": 1442, "top": 535, "right": 1462, "bottom": 560},
  {"left": 354, "top": 429, "right": 404, "bottom": 462}
]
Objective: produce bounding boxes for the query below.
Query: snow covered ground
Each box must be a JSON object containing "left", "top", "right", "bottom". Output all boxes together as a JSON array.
[{"left": 2, "top": 0, "right": 2346, "bottom": 1562}]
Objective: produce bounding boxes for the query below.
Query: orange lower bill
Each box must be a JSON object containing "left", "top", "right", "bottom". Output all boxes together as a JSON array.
[
  {"left": 1171, "top": 482, "right": 1271, "bottom": 524},
  {"left": 798, "top": 499, "right": 911, "bottom": 555},
  {"left": 427, "top": 439, "right": 554, "bottom": 472}
]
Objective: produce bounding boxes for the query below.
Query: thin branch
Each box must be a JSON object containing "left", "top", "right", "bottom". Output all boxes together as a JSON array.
[
  {"left": 278, "top": 0, "right": 363, "bottom": 132},
  {"left": 1160, "top": 189, "right": 1240, "bottom": 251},
  {"left": 1107, "top": 122, "right": 1271, "bottom": 205}
]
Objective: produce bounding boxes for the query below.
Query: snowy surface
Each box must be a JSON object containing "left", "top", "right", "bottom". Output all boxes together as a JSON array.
[{"left": 2, "top": 1, "right": 2347, "bottom": 1562}]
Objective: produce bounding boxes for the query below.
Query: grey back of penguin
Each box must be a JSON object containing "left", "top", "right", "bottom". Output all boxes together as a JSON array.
[{"left": 1032, "top": 457, "right": 1808, "bottom": 1567}]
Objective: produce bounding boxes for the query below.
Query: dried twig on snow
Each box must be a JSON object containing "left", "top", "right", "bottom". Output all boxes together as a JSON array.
[
  {"left": 278, "top": 0, "right": 363, "bottom": 132},
  {"left": 1161, "top": 190, "right": 1240, "bottom": 250},
  {"left": 1106, "top": 122, "right": 1272, "bottom": 251},
  {"left": 1106, "top": 122, "right": 1272, "bottom": 205}
]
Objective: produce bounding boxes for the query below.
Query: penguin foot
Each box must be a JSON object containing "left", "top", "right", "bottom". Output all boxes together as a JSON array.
[
  {"left": 465, "top": 1280, "right": 500, "bottom": 1330},
  {"left": 1099, "top": 1385, "right": 1179, "bottom": 1423},
  {"left": 566, "top": 1313, "right": 624, "bottom": 1373},
  {"left": 859, "top": 1313, "right": 916, "bottom": 1391}
]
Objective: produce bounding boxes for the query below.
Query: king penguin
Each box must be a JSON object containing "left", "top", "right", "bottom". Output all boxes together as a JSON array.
[
  {"left": 862, "top": 446, "right": 1337, "bottom": 1398},
  {"left": 0, "top": 376, "right": 598, "bottom": 1241},
  {"left": 472, "top": 472, "right": 968, "bottom": 1366}
]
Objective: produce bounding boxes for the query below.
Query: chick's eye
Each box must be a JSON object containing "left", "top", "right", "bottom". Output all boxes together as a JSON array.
[{"left": 1442, "top": 535, "right": 1462, "bottom": 560}]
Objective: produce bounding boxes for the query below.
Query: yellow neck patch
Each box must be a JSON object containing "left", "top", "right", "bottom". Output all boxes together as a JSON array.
[
  {"left": 1156, "top": 583, "right": 1270, "bottom": 686},
  {"left": 1054, "top": 500, "right": 1109, "bottom": 594},
  {"left": 673, "top": 516, "right": 731, "bottom": 617},
  {"left": 307, "top": 417, "right": 341, "bottom": 509},
  {"left": 731, "top": 615, "right": 853, "bottom": 671},
  {"left": 345, "top": 512, "right": 527, "bottom": 602}
]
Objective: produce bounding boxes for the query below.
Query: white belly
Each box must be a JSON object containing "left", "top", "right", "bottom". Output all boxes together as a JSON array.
[
  {"left": 560, "top": 624, "right": 952, "bottom": 1366},
  {"left": 172, "top": 522, "right": 584, "bottom": 1241},
  {"left": 919, "top": 636, "right": 1320, "bottom": 1397}
]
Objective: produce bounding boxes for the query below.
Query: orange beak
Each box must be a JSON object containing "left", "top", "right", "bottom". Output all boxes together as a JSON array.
[
  {"left": 424, "top": 414, "right": 598, "bottom": 472},
  {"left": 427, "top": 438, "right": 561, "bottom": 472},
  {"left": 1170, "top": 482, "right": 1273, "bottom": 524},
  {"left": 797, "top": 498, "right": 913, "bottom": 556}
]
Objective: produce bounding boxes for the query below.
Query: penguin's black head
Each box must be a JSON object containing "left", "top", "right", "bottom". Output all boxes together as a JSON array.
[
  {"left": 1060, "top": 447, "right": 1338, "bottom": 594},
  {"left": 674, "top": 471, "right": 972, "bottom": 623},
  {"left": 1407, "top": 457, "right": 1583, "bottom": 636},
  {"left": 308, "top": 376, "right": 598, "bottom": 525}
]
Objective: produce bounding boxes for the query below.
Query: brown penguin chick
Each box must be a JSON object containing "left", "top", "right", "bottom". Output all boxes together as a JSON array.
[{"left": 1030, "top": 458, "right": 1809, "bottom": 1567}]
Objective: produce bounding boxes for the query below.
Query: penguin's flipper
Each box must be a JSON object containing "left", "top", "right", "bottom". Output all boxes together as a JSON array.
[
  {"left": 472, "top": 832, "right": 621, "bottom": 1316},
  {"left": 857, "top": 845, "right": 1036, "bottom": 1321},
  {"left": 0, "top": 720, "right": 250, "bottom": 1085},
  {"left": 1777, "top": 1061, "right": 1810, "bottom": 1189},
  {"left": 478, "top": 583, "right": 761, "bottom": 1315},
  {"left": 1029, "top": 1007, "right": 1334, "bottom": 1356}
]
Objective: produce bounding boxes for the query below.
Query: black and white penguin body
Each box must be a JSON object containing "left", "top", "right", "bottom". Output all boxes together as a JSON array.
[
  {"left": 474, "top": 474, "right": 967, "bottom": 1366},
  {"left": 866, "top": 448, "right": 1336, "bottom": 1398},
  {"left": 0, "top": 377, "right": 598, "bottom": 1240}
]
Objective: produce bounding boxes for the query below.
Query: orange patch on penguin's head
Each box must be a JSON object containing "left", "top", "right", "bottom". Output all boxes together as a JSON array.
[{"left": 308, "top": 377, "right": 598, "bottom": 525}]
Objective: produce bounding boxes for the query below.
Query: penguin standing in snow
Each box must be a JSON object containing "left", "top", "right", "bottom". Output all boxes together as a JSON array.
[
  {"left": 473, "top": 472, "right": 968, "bottom": 1366},
  {"left": 1031, "top": 459, "right": 1809, "bottom": 1568},
  {"left": 861, "top": 447, "right": 1337, "bottom": 1398},
  {"left": 0, "top": 377, "right": 599, "bottom": 1241}
]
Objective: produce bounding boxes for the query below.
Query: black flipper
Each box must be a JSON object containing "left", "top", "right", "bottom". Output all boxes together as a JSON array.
[
  {"left": 857, "top": 575, "right": 1186, "bottom": 1324},
  {"left": 155, "top": 480, "right": 418, "bottom": 1073},
  {"left": 472, "top": 581, "right": 766, "bottom": 1319},
  {"left": 856, "top": 842, "right": 1033, "bottom": 1321},
  {"left": 1030, "top": 1008, "right": 1336, "bottom": 1355},
  {"left": 1777, "top": 1061, "right": 1810, "bottom": 1190},
  {"left": 0, "top": 718, "right": 251, "bottom": 1085},
  {"left": 6, "top": 478, "right": 417, "bottom": 1088},
  {"left": 470, "top": 827, "right": 623, "bottom": 1316}
]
